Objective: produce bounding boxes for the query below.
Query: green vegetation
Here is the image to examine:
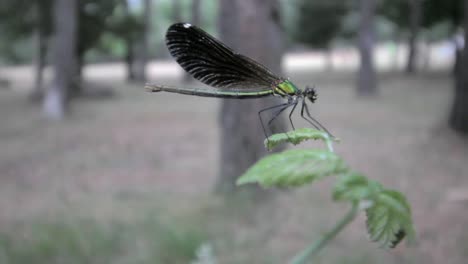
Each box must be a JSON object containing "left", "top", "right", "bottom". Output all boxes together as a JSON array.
[
  {"left": 0, "top": 215, "right": 207, "bottom": 264},
  {"left": 0, "top": 0, "right": 220, "bottom": 65},
  {"left": 0, "top": 55, "right": 466, "bottom": 264},
  {"left": 238, "top": 130, "right": 415, "bottom": 263}
]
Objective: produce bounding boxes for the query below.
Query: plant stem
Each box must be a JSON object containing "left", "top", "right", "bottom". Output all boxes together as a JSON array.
[{"left": 289, "top": 202, "right": 359, "bottom": 264}]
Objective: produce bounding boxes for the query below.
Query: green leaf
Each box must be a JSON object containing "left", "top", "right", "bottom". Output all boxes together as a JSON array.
[
  {"left": 264, "top": 128, "right": 338, "bottom": 151},
  {"left": 366, "top": 190, "right": 416, "bottom": 248},
  {"left": 237, "top": 149, "right": 348, "bottom": 188},
  {"left": 333, "top": 173, "right": 383, "bottom": 202}
]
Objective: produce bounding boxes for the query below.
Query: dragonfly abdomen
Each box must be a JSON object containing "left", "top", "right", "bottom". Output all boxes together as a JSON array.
[{"left": 145, "top": 84, "right": 274, "bottom": 99}]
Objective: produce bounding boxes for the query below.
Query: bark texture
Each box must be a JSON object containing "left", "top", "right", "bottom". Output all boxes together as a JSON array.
[
  {"left": 133, "top": 0, "right": 151, "bottom": 82},
  {"left": 357, "top": 0, "right": 378, "bottom": 96},
  {"left": 217, "top": 0, "right": 286, "bottom": 194},
  {"left": 43, "top": 0, "right": 78, "bottom": 119},
  {"left": 406, "top": 0, "right": 422, "bottom": 74},
  {"left": 31, "top": 1, "right": 48, "bottom": 101},
  {"left": 449, "top": 0, "right": 468, "bottom": 134}
]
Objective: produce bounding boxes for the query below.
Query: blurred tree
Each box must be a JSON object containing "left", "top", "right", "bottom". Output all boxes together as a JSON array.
[
  {"left": 406, "top": 0, "right": 422, "bottom": 73},
  {"left": 43, "top": 0, "right": 78, "bottom": 119},
  {"left": 417, "top": 0, "right": 467, "bottom": 133},
  {"left": 74, "top": 0, "right": 119, "bottom": 93},
  {"left": 449, "top": 0, "right": 468, "bottom": 134},
  {"left": 0, "top": 0, "right": 52, "bottom": 99},
  {"left": 423, "top": 0, "right": 462, "bottom": 28},
  {"left": 217, "top": 0, "right": 286, "bottom": 194},
  {"left": 107, "top": 0, "right": 144, "bottom": 81},
  {"left": 122, "top": 0, "right": 137, "bottom": 81},
  {"left": 31, "top": 0, "right": 53, "bottom": 101},
  {"left": 0, "top": 0, "right": 120, "bottom": 97},
  {"left": 292, "top": 0, "right": 348, "bottom": 70},
  {"left": 0, "top": 1, "right": 37, "bottom": 62},
  {"left": 422, "top": 0, "right": 462, "bottom": 74},
  {"left": 357, "top": 0, "right": 378, "bottom": 95},
  {"left": 380, "top": 0, "right": 422, "bottom": 73},
  {"left": 132, "top": 0, "right": 151, "bottom": 81}
]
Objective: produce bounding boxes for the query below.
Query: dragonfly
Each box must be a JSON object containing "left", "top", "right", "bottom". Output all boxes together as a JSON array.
[{"left": 145, "top": 22, "right": 333, "bottom": 138}]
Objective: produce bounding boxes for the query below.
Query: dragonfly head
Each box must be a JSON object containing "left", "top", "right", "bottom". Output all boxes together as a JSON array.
[{"left": 304, "top": 86, "right": 317, "bottom": 103}]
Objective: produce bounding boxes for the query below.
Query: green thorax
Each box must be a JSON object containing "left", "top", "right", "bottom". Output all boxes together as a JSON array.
[{"left": 274, "top": 80, "right": 299, "bottom": 96}]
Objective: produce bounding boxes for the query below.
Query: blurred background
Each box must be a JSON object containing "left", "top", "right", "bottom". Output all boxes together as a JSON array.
[{"left": 0, "top": 0, "right": 467, "bottom": 263}]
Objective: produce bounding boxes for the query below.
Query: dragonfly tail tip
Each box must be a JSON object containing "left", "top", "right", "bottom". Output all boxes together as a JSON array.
[{"left": 145, "top": 84, "right": 162, "bottom": 93}]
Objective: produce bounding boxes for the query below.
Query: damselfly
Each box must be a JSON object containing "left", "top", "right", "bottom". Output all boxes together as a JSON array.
[{"left": 145, "top": 23, "right": 332, "bottom": 138}]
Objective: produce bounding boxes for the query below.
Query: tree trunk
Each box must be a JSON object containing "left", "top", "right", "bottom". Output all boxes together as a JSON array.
[
  {"left": 216, "top": 0, "right": 286, "bottom": 194},
  {"left": 30, "top": 0, "right": 48, "bottom": 101},
  {"left": 122, "top": 0, "right": 136, "bottom": 81},
  {"left": 392, "top": 33, "right": 400, "bottom": 71},
  {"left": 133, "top": 0, "right": 151, "bottom": 82},
  {"left": 125, "top": 37, "right": 136, "bottom": 81},
  {"left": 406, "top": 0, "right": 422, "bottom": 74},
  {"left": 31, "top": 24, "right": 47, "bottom": 101},
  {"left": 325, "top": 48, "right": 333, "bottom": 71},
  {"left": 43, "top": 0, "right": 78, "bottom": 119},
  {"left": 422, "top": 39, "right": 431, "bottom": 72},
  {"left": 449, "top": 0, "right": 468, "bottom": 134},
  {"left": 73, "top": 52, "right": 83, "bottom": 96},
  {"left": 357, "top": 0, "right": 378, "bottom": 96}
]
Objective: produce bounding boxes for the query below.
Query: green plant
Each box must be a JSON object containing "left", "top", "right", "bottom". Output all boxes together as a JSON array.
[
  {"left": 0, "top": 216, "right": 207, "bottom": 264},
  {"left": 237, "top": 128, "right": 416, "bottom": 264}
]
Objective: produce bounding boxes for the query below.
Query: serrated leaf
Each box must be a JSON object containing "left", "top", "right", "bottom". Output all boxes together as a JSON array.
[
  {"left": 236, "top": 149, "right": 348, "bottom": 188},
  {"left": 365, "top": 190, "right": 416, "bottom": 248},
  {"left": 264, "top": 128, "right": 338, "bottom": 151},
  {"left": 333, "top": 173, "right": 383, "bottom": 202}
]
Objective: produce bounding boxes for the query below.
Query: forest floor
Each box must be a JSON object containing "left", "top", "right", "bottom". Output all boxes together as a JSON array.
[{"left": 0, "top": 62, "right": 468, "bottom": 264}]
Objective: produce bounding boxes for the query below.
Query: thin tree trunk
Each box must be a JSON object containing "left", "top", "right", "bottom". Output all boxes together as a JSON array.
[
  {"left": 126, "top": 38, "right": 136, "bottom": 81},
  {"left": 325, "top": 48, "right": 333, "bottom": 71},
  {"left": 74, "top": 53, "right": 83, "bottom": 95},
  {"left": 43, "top": 0, "right": 78, "bottom": 119},
  {"left": 422, "top": 38, "right": 431, "bottom": 72},
  {"left": 122, "top": 0, "right": 136, "bottom": 81},
  {"left": 406, "top": 0, "right": 422, "bottom": 74},
  {"left": 217, "top": 0, "right": 286, "bottom": 195},
  {"left": 31, "top": 0, "right": 48, "bottom": 101},
  {"left": 392, "top": 33, "right": 400, "bottom": 71},
  {"left": 31, "top": 24, "right": 46, "bottom": 101},
  {"left": 449, "top": 0, "right": 468, "bottom": 134},
  {"left": 134, "top": 0, "right": 151, "bottom": 82},
  {"left": 357, "top": 0, "right": 378, "bottom": 96}
]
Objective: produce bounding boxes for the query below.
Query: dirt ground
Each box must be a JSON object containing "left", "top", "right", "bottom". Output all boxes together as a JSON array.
[{"left": 1, "top": 62, "right": 468, "bottom": 263}]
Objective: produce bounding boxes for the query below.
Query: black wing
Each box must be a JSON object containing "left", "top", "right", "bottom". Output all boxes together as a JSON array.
[{"left": 166, "top": 23, "right": 284, "bottom": 91}]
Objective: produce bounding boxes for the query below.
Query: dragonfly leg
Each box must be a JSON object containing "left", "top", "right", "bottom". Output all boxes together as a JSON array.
[
  {"left": 288, "top": 101, "right": 298, "bottom": 130},
  {"left": 300, "top": 100, "right": 322, "bottom": 131},
  {"left": 300, "top": 100, "right": 334, "bottom": 137},
  {"left": 267, "top": 103, "right": 293, "bottom": 127},
  {"left": 258, "top": 103, "right": 291, "bottom": 139}
]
